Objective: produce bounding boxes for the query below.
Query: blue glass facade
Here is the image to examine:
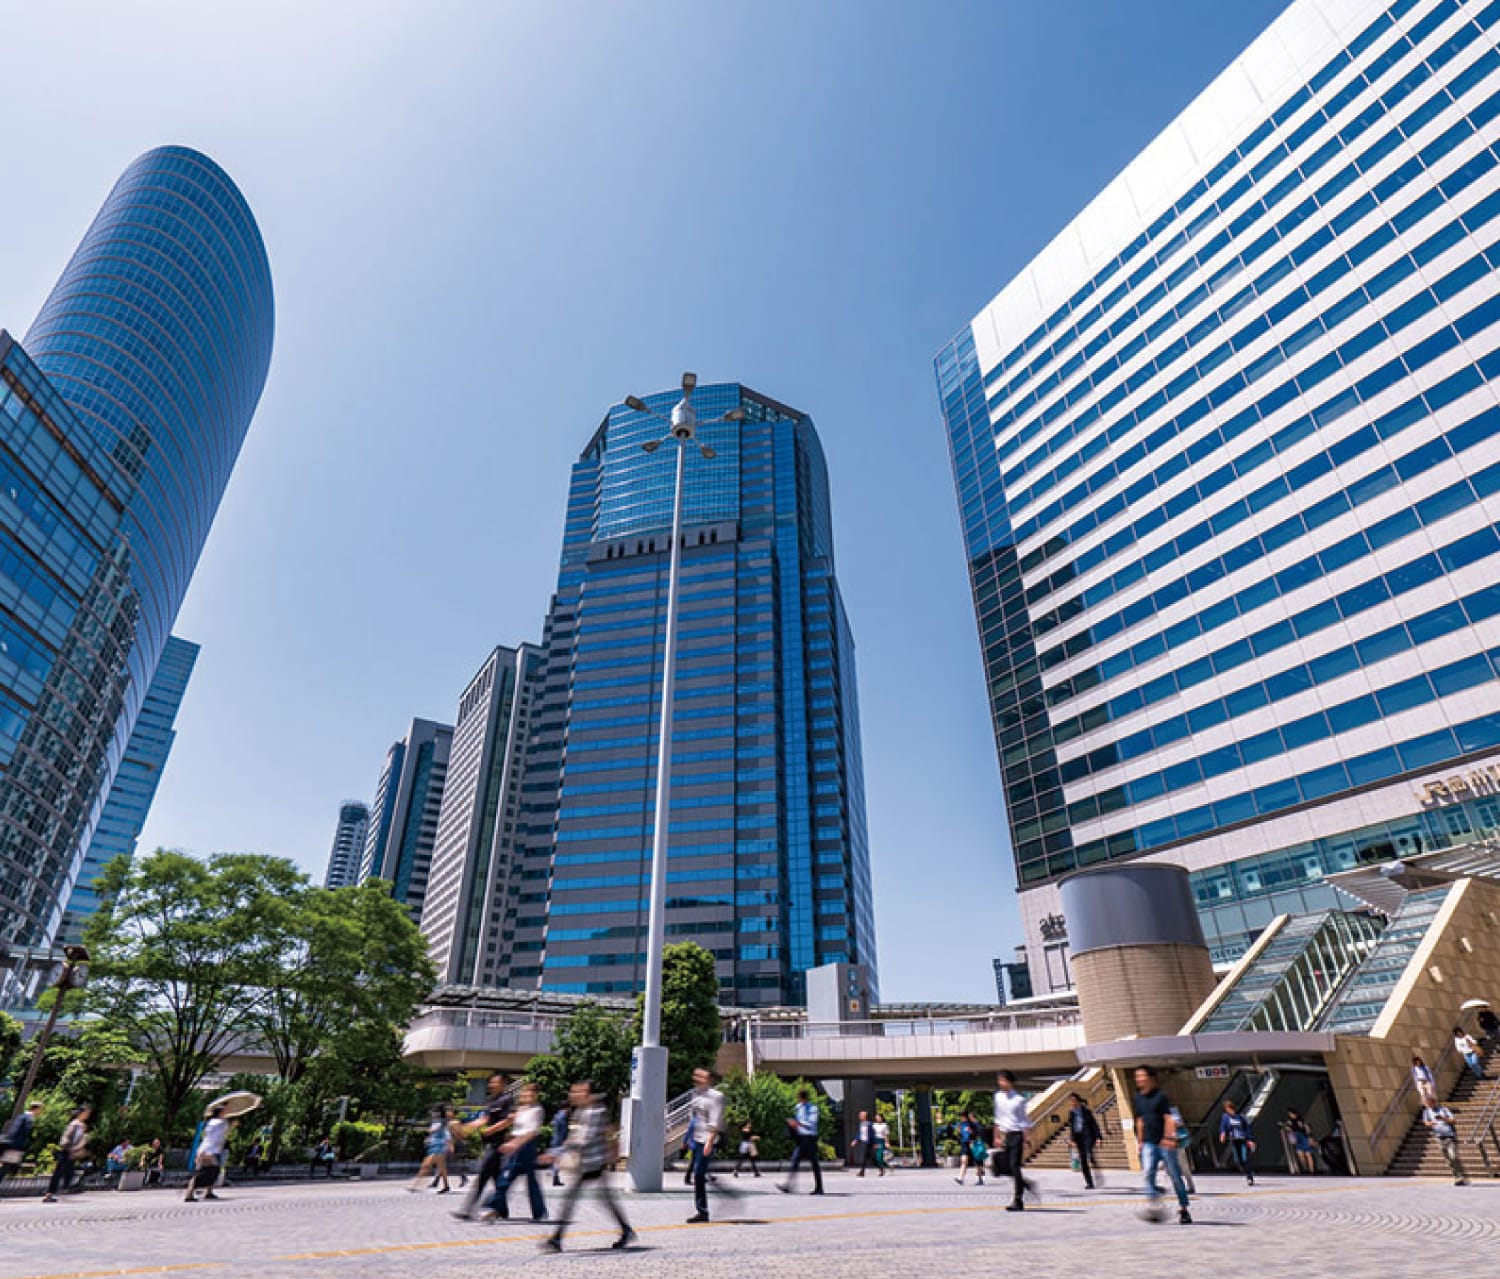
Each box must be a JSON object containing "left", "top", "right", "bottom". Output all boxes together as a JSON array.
[
  {"left": 937, "top": 0, "right": 1500, "bottom": 984},
  {"left": 61, "top": 634, "right": 198, "bottom": 942},
  {"left": 359, "top": 718, "right": 453, "bottom": 922},
  {"left": 519, "top": 384, "right": 875, "bottom": 1005},
  {"left": 0, "top": 147, "right": 271, "bottom": 951}
]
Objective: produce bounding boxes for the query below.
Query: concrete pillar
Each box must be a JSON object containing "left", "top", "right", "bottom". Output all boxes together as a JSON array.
[
  {"left": 1060, "top": 863, "right": 1217, "bottom": 1042},
  {"left": 915, "top": 1088, "right": 937, "bottom": 1168},
  {"left": 841, "top": 1078, "right": 876, "bottom": 1164}
]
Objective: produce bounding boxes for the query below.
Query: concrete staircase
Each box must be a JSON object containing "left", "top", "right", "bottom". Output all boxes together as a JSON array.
[
  {"left": 1026, "top": 1090, "right": 1130, "bottom": 1170},
  {"left": 1386, "top": 1041, "right": 1500, "bottom": 1177}
]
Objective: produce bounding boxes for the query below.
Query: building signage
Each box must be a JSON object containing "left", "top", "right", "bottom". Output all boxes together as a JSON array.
[
  {"left": 1195, "top": 1064, "right": 1230, "bottom": 1080},
  {"left": 1414, "top": 764, "right": 1500, "bottom": 808},
  {"left": 1038, "top": 913, "right": 1067, "bottom": 941}
]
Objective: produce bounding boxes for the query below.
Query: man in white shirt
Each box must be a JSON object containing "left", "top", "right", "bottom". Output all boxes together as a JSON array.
[
  {"left": 186, "top": 1105, "right": 231, "bottom": 1203},
  {"left": 686, "top": 1068, "right": 726, "bottom": 1224},
  {"left": 992, "top": 1071, "right": 1037, "bottom": 1211}
]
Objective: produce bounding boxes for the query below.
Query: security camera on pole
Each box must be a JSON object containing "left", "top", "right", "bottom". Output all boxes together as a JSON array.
[{"left": 621, "top": 373, "right": 744, "bottom": 1193}]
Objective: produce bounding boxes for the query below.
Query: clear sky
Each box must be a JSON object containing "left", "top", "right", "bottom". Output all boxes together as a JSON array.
[{"left": 0, "top": 0, "right": 1289, "bottom": 1003}]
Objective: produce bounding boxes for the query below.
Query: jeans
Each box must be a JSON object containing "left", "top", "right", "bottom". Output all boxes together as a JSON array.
[
  {"left": 1141, "top": 1141, "right": 1190, "bottom": 1210},
  {"left": 1437, "top": 1135, "right": 1469, "bottom": 1183},
  {"left": 487, "top": 1142, "right": 547, "bottom": 1220},
  {"left": 690, "top": 1140, "right": 713, "bottom": 1216},
  {"left": 1227, "top": 1138, "right": 1253, "bottom": 1179},
  {"left": 1464, "top": 1051, "right": 1485, "bottom": 1079},
  {"left": 784, "top": 1133, "right": 823, "bottom": 1192}
]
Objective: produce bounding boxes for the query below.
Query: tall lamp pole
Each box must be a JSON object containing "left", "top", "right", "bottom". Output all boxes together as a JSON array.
[
  {"left": 10, "top": 944, "right": 89, "bottom": 1120},
  {"left": 622, "top": 373, "right": 743, "bottom": 1192}
]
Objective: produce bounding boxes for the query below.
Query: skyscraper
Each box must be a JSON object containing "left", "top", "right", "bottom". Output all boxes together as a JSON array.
[
  {"left": 937, "top": 0, "right": 1500, "bottom": 991},
  {"left": 360, "top": 718, "right": 452, "bottom": 922},
  {"left": 0, "top": 146, "right": 272, "bottom": 965},
  {"left": 60, "top": 635, "right": 199, "bottom": 943},
  {"left": 420, "top": 643, "right": 543, "bottom": 985},
  {"left": 520, "top": 383, "right": 875, "bottom": 1006},
  {"left": 323, "top": 800, "right": 371, "bottom": 891}
]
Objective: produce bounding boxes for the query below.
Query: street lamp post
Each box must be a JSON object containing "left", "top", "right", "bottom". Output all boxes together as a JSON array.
[
  {"left": 9, "top": 944, "right": 89, "bottom": 1121},
  {"left": 622, "top": 373, "right": 742, "bottom": 1192}
]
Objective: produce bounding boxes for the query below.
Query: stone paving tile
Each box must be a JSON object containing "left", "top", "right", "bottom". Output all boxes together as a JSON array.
[{"left": 0, "top": 1169, "right": 1494, "bottom": 1279}]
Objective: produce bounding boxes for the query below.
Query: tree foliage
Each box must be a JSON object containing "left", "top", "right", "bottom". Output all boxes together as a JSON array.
[
  {"left": 720, "top": 1072, "right": 836, "bottom": 1160},
  {"left": 634, "top": 941, "right": 722, "bottom": 1097},
  {"left": 524, "top": 1001, "right": 634, "bottom": 1114}
]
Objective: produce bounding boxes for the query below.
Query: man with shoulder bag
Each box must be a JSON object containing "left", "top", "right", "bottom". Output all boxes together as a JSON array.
[{"left": 0, "top": 1102, "right": 43, "bottom": 1195}]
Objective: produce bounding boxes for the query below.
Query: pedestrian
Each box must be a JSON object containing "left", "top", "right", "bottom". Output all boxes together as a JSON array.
[
  {"left": 42, "top": 1106, "right": 91, "bottom": 1203},
  {"left": 1478, "top": 1007, "right": 1499, "bottom": 1047},
  {"left": 1283, "top": 1109, "right": 1316, "bottom": 1174},
  {"left": 411, "top": 1105, "right": 454, "bottom": 1194},
  {"left": 1422, "top": 1101, "right": 1470, "bottom": 1185},
  {"left": 1169, "top": 1108, "right": 1196, "bottom": 1194},
  {"left": 454, "top": 1072, "right": 513, "bottom": 1220},
  {"left": 992, "top": 1071, "right": 1037, "bottom": 1211},
  {"left": 778, "top": 1088, "right": 824, "bottom": 1195},
  {"left": 1454, "top": 1025, "right": 1485, "bottom": 1081},
  {"left": 1067, "top": 1092, "right": 1101, "bottom": 1189},
  {"left": 1217, "top": 1099, "right": 1256, "bottom": 1184},
  {"left": 872, "top": 1115, "right": 889, "bottom": 1174},
  {"left": 1411, "top": 1054, "right": 1437, "bottom": 1103},
  {"left": 0, "top": 1101, "right": 43, "bottom": 1196},
  {"left": 105, "top": 1139, "right": 132, "bottom": 1187},
  {"left": 547, "top": 1102, "right": 568, "bottom": 1187},
  {"left": 244, "top": 1138, "right": 263, "bottom": 1178},
  {"left": 310, "top": 1136, "right": 336, "bottom": 1178},
  {"left": 185, "top": 1105, "right": 230, "bottom": 1203},
  {"left": 1133, "top": 1066, "right": 1191, "bottom": 1225},
  {"left": 685, "top": 1067, "right": 725, "bottom": 1224},
  {"left": 143, "top": 1138, "right": 165, "bottom": 1188},
  {"left": 541, "top": 1080, "right": 635, "bottom": 1253},
  {"left": 733, "top": 1121, "right": 761, "bottom": 1177},
  {"left": 855, "top": 1110, "right": 875, "bottom": 1177},
  {"left": 483, "top": 1083, "right": 548, "bottom": 1222},
  {"left": 953, "top": 1111, "right": 986, "bottom": 1186}
]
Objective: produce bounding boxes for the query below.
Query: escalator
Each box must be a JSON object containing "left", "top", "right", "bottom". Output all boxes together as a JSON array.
[
  {"left": 1315, "top": 888, "right": 1450, "bottom": 1035},
  {"left": 1185, "top": 1066, "right": 1345, "bottom": 1175}
]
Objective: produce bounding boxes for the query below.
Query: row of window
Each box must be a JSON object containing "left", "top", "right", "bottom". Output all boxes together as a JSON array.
[{"left": 999, "top": 19, "right": 1496, "bottom": 499}]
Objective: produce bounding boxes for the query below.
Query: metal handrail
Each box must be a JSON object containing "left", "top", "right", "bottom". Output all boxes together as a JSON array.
[
  {"left": 1464, "top": 1074, "right": 1500, "bottom": 1147},
  {"left": 1369, "top": 1010, "right": 1481, "bottom": 1154},
  {"left": 750, "top": 1009, "right": 1082, "bottom": 1041}
]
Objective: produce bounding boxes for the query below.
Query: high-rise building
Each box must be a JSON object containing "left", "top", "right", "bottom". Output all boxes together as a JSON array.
[
  {"left": 420, "top": 643, "right": 543, "bottom": 985},
  {"left": 360, "top": 718, "right": 452, "bottom": 921},
  {"left": 323, "top": 800, "right": 371, "bottom": 891},
  {"left": 0, "top": 146, "right": 272, "bottom": 967},
  {"left": 518, "top": 383, "right": 875, "bottom": 1006},
  {"left": 937, "top": 0, "right": 1500, "bottom": 992},
  {"left": 60, "top": 635, "right": 199, "bottom": 943}
]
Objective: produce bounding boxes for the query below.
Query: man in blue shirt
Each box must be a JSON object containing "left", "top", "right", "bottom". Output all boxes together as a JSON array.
[
  {"left": 778, "top": 1088, "right": 824, "bottom": 1196},
  {"left": 1134, "top": 1065, "right": 1191, "bottom": 1225}
]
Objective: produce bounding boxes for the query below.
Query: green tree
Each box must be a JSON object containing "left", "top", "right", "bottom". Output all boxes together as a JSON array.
[
  {"left": 720, "top": 1072, "right": 837, "bottom": 1160},
  {"left": 253, "top": 879, "right": 436, "bottom": 1088},
  {"left": 0, "top": 1010, "right": 21, "bottom": 1087},
  {"left": 524, "top": 1001, "right": 634, "bottom": 1114},
  {"left": 634, "top": 941, "right": 722, "bottom": 1097},
  {"left": 82, "top": 849, "right": 309, "bottom": 1137}
]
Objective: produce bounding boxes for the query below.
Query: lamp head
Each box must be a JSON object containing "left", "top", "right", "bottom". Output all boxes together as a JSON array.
[
  {"left": 641, "top": 438, "right": 662, "bottom": 454},
  {"left": 724, "top": 408, "right": 746, "bottom": 422},
  {"left": 700, "top": 444, "right": 717, "bottom": 460},
  {"left": 624, "top": 395, "right": 649, "bottom": 413},
  {"left": 681, "top": 371, "right": 698, "bottom": 394}
]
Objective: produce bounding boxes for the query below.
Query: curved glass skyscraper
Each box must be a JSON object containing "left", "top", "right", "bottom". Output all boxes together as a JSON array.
[{"left": 0, "top": 146, "right": 272, "bottom": 960}]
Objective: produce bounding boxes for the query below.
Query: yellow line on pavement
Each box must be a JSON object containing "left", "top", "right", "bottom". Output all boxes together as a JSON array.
[{"left": 11, "top": 1264, "right": 225, "bottom": 1279}]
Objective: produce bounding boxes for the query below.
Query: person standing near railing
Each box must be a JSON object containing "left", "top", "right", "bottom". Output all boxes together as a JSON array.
[
  {"left": 1454, "top": 1025, "right": 1486, "bottom": 1081},
  {"left": 1411, "top": 1055, "right": 1437, "bottom": 1104}
]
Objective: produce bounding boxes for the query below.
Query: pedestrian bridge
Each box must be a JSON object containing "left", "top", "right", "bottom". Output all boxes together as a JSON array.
[{"left": 402, "top": 995, "right": 1085, "bottom": 1085}]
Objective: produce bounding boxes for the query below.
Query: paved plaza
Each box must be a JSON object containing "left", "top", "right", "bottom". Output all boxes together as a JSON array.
[{"left": 0, "top": 1168, "right": 1494, "bottom": 1279}]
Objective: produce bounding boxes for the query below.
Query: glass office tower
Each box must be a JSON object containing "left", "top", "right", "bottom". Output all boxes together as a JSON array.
[
  {"left": 323, "top": 800, "right": 371, "bottom": 891},
  {"left": 938, "top": 0, "right": 1500, "bottom": 990},
  {"left": 523, "top": 383, "right": 875, "bottom": 1006},
  {"left": 360, "top": 718, "right": 453, "bottom": 922},
  {"left": 60, "top": 634, "right": 198, "bottom": 942},
  {"left": 0, "top": 146, "right": 272, "bottom": 964}
]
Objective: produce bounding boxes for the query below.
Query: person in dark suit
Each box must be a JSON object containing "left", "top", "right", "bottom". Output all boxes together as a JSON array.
[{"left": 1067, "top": 1093, "right": 1102, "bottom": 1189}]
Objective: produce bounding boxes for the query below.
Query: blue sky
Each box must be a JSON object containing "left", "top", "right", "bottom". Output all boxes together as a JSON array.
[{"left": 0, "top": 0, "right": 1288, "bottom": 1002}]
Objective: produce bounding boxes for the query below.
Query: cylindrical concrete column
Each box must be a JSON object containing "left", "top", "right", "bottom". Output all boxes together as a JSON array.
[{"left": 1060, "top": 864, "right": 1216, "bottom": 1042}]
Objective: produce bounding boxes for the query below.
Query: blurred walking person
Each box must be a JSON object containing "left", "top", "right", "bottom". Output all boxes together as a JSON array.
[
  {"left": 733, "top": 1122, "right": 761, "bottom": 1177},
  {"left": 953, "top": 1112, "right": 986, "bottom": 1186},
  {"left": 0, "top": 1101, "right": 42, "bottom": 1196},
  {"left": 1422, "top": 1101, "right": 1470, "bottom": 1186},
  {"left": 778, "top": 1088, "right": 824, "bottom": 1195},
  {"left": 1411, "top": 1055, "right": 1437, "bottom": 1104},
  {"left": 542, "top": 1081, "right": 634, "bottom": 1253},
  {"left": 992, "top": 1072, "right": 1036, "bottom": 1211},
  {"left": 454, "top": 1072, "right": 513, "bottom": 1220},
  {"left": 547, "top": 1101, "right": 568, "bottom": 1187},
  {"left": 43, "top": 1106, "right": 92, "bottom": 1203},
  {"left": 484, "top": 1083, "right": 548, "bottom": 1222},
  {"left": 184, "top": 1105, "right": 230, "bottom": 1203},
  {"left": 410, "top": 1105, "right": 455, "bottom": 1194},
  {"left": 1067, "top": 1093, "right": 1101, "bottom": 1189},
  {"left": 1134, "top": 1066, "right": 1190, "bottom": 1225},
  {"left": 685, "top": 1068, "right": 725, "bottom": 1223},
  {"left": 1217, "top": 1100, "right": 1256, "bottom": 1185},
  {"left": 1455, "top": 1025, "right": 1486, "bottom": 1080}
]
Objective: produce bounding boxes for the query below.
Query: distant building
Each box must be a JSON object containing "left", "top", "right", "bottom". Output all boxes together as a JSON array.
[
  {"left": 60, "top": 636, "right": 199, "bottom": 943},
  {"left": 359, "top": 719, "right": 452, "bottom": 921},
  {"left": 420, "top": 644, "right": 544, "bottom": 985},
  {"left": 323, "top": 800, "right": 371, "bottom": 890}
]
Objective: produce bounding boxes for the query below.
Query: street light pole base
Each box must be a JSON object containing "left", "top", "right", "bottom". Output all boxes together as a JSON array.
[{"left": 626, "top": 1045, "right": 669, "bottom": 1193}]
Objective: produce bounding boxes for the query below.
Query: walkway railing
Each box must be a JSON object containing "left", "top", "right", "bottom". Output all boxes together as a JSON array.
[
  {"left": 408, "top": 1008, "right": 571, "bottom": 1034},
  {"left": 750, "top": 1009, "right": 1081, "bottom": 1041}
]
